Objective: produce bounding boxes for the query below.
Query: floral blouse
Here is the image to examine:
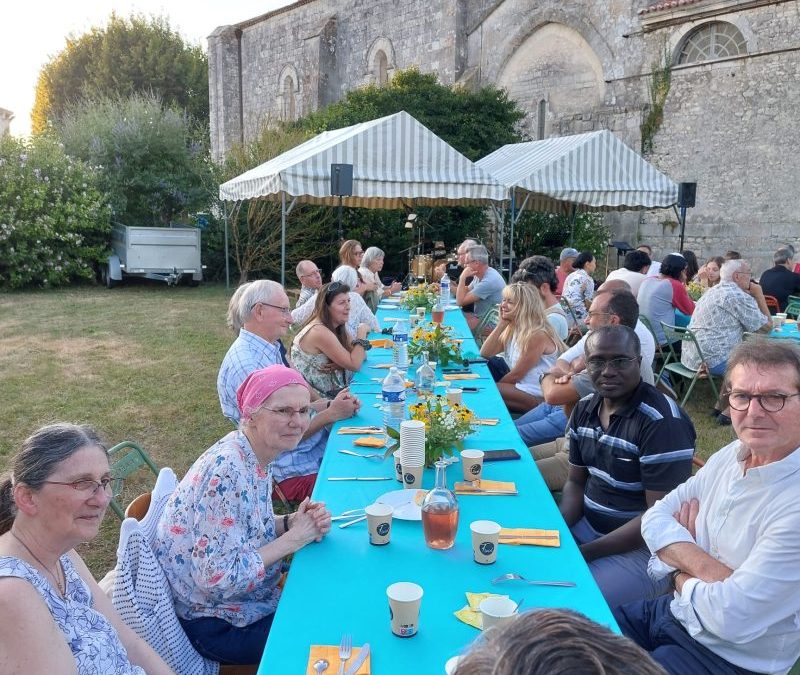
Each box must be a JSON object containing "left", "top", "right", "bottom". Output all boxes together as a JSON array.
[
  {"left": 562, "top": 268, "right": 595, "bottom": 323},
  {"left": 154, "top": 430, "right": 282, "bottom": 627},
  {"left": 0, "top": 554, "right": 144, "bottom": 674}
]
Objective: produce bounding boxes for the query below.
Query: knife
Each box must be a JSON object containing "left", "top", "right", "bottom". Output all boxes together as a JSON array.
[
  {"left": 345, "top": 643, "right": 370, "bottom": 675},
  {"left": 328, "top": 477, "right": 394, "bottom": 481}
]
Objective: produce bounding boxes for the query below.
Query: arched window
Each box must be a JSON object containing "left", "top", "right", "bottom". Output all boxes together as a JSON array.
[
  {"left": 677, "top": 22, "right": 747, "bottom": 65},
  {"left": 282, "top": 75, "right": 296, "bottom": 121},
  {"left": 375, "top": 50, "right": 388, "bottom": 86},
  {"left": 537, "top": 99, "right": 546, "bottom": 140}
]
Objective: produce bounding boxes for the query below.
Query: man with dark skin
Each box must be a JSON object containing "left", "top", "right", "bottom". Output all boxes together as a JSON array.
[{"left": 560, "top": 325, "right": 695, "bottom": 609}]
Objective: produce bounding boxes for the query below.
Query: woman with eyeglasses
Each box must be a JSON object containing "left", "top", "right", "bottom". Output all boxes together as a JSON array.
[
  {"left": 154, "top": 365, "right": 331, "bottom": 665},
  {"left": 0, "top": 423, "right": 173, "bottom": 674},
  {"left": 360, "top": 246, "right": 402, "bottom": 312},
  {"left": 292, "top": 281, "right": 371, "bottom": 398},
  {"left": 480, "top": 283, "right": 566, "bottom": 413},
  {"left": 339, "top": 239, "right": 364, "bottom": 269}
]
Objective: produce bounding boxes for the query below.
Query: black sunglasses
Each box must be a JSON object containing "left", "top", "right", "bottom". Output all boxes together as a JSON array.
[{"left": 324, "top": 281, "right": 347, "bottom": 299}]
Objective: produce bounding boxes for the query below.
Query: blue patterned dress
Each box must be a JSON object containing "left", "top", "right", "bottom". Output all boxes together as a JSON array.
[
  {"left": 0, "top": 554, "right": 144, "bottom": 674},
  {"left": 154, "top": 430, "right": 282, "bottom": 627}
]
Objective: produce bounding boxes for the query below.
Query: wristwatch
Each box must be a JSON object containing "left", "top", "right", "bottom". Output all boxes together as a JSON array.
[
  {"left": 539, "top": 371, "right": 552, "bottom": 385},
  {"left": 351, "top": 338, "right": 372, "bottom": 351}
]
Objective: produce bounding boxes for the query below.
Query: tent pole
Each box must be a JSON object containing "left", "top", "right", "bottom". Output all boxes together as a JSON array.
[
  {"left": 281, "top": 191, "right": 287, "bottom": 287},
  {"left": 224, "top": 202, "right": 230, "bottom": 290},
  {"left": 568, "top": 205, "right": 577, "bottom": 247},
  {"left": 508, "top": 190, "right": 516, "bottom": 281}
]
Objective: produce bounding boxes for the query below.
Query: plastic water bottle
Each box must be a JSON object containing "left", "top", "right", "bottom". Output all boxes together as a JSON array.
[
  {"left": 415, "top": 351, "right": 436, "bottom": 399},
  {"left": 382, "top": 366, "right": 406, "bottom": 434},
  {"left": 439, "top": 274, "right": 450, "bottom": 307},
  {"left": 392, "top": 317, "right": 409, "bottom": 370}
]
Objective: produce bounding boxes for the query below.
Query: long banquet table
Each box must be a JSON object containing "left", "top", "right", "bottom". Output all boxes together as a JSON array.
[{"left": 258, "top": 302, "right": 616, "bottom": 673}]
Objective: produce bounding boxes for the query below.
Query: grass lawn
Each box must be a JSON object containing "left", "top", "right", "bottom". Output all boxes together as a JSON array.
[{"left": 0, "top": 283, "right": 735, "bottom": 577}]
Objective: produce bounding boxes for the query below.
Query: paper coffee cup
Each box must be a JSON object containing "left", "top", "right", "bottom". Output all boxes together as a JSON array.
[
  {"left": 416, "top": 306, "right": 426, "bottom": 318},
  {"left": 393, "top": 450, "right": 403, "bottom": 482},
  {"left": 366, "top": 503, "right": 393, "bottom": 545},
  {"left": 446, "top": 388, "right": 463, "bottom": 405},
  {"left": 470, "top": 520, "right": 501, "bottom": 564},
  {"left": 479, "top": 596, "right": 517, "bottom": 631},
  {"left": 387, "top": 581, "right": 423, "bottom": 637},
  {"left": 776, "top": 312, "right": 787, "bottom": 327},
  {"left": 460, "top": 449, "right": 484, "bottom": 481},
  {"left": 402, "top": 463, "right": 424, "bottom": 489}
]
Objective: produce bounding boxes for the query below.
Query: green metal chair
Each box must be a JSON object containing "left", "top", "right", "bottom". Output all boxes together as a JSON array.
[
  {"left": 560, "top": 299, "right": 588, "bottom": 346},
  {"left": 638, "top": 315, "right": 665, "bottom": 373},
  {"left": 659, "top": 322, "right": 720, "bottom": 406},
  {"left": 473, "top": 304, "right": 500, "bottom": 345},
  {"left": 785, "top": 299, "right": 800, "bottom": 319},
  {"left": 107, "top": 441, "right": 160, "bottom": 520}
]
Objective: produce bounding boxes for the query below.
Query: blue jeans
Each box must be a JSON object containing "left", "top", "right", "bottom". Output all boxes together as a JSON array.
[
  {"left": 515, "top": 403, "right": 568, "bottom": 446},
  {"left": 179, "top": 613, "right": 275, "bottom": 665},
  {"left": 709, "top": 360, "right": 727, "bottom": 376},
  {"left": 615, "top": 595, "right": 759, "bottom": 675},
  {"left": 571, "top": 517, "right": 668, "bottom": 610}
]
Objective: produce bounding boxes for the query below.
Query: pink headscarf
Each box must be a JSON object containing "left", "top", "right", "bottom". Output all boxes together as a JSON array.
[{"left": 236, "top": 365, "right": 310, "bottom": 422}]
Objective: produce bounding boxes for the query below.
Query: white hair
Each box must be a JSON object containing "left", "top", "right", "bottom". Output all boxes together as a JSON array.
[
  {"left": 331, "top": 265, "right": 359, "bottom": 288},
  {"left": 720, "top": 258, "right": 748, "bottom": 282},
  {"left": 239, "top": 280, "right": 284, "bottom": 323},
  {"left": 362, "top": 247, "right": 384, "bottom": 268},
  {"left": 226, "top": 282, "right": 251, "bottom": 334},
  {"left": 466, "top": 244, "right": 489, "bottom": 265}
]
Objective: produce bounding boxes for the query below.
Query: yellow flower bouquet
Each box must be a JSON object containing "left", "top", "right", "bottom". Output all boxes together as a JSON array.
[
  {"left": 408, "top": 395, "right": 476, "bottom": 467},
  {"left": 408, "top": 322, "right": 465, "bottom": 367},
  {"left": 401, "top": 283, "right": 440, "bottom": 311}
]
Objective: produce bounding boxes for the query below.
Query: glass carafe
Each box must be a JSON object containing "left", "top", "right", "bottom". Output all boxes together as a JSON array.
[{"left": 421, "top": 459, "right": 459, "bottom": 549}]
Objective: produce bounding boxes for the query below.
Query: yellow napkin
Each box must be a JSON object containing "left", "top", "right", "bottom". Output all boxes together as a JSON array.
[
  {"left": 474, "top": 418, "right": 500, "bottom": 426},
  {"left": 454, "top": 479, "right": 517, "bottom": 495},
  {"left": 306, "top": 645, "right": 370, "bottom": 674},
  {"left": 369, "top": 338, "right": 393, "bottom": 349},
  {"left": 443, "top": 373, "right": 480, "bottom": 381},
  {"left": 454, "top": 592, "right": 509, "bottom": 630},
  {"left": 354, "top": 436, "right": 386, "bottom": 448},
  {"left": 498, "top": 527, "right": 560, "bottom": 547}
]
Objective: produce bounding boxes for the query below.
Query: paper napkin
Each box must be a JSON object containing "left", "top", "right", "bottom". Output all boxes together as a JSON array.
[
  {"left": 454, "top": 592, "right": 509, "bottom": 630},
  {"left": 369, "top": 338, "right": 393, "bottom": 349},
  {"left": 454, "top": 479, "right": 517, "bottom": 495},
  {"left": 306, "top": 645, "right": 370, "bottom": 674},
  {"left": 498, "top": 527, "right": 560, "bottom": 547},
  {"left": 354, "top": 436, "right": 386, "bottom": 448}
]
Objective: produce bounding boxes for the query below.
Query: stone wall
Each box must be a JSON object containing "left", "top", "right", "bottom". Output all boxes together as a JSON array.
[{"left": 208, "top": 0, "right": 800, "bottom": 274}]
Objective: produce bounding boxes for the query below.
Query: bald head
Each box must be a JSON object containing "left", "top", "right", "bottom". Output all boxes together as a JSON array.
[{"left": 598, "top": 278, "right": 632, "bottom": 294}]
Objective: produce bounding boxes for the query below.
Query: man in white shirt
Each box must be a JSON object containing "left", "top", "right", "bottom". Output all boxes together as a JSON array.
[
  {"left": 616, "top": 340, "right": 800, "bottom": 675},
  {"left": 605, "top": 250, "right": 651, "bottom": 298},
  {"left": 294, "top": 260, "right": 323, "bottom": 308},
  {"left": 638, "top": 244, "right": 661, "bottom": 277}
]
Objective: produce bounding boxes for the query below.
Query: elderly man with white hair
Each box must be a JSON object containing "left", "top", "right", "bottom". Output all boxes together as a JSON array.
[
  {"left": 217, "top": 280, "right": 360, "bottom": 500},
  {"left": 294, "top": 260, "right": 323, "bottom": 309},
  {"left": 455, "top": 244, "right": 506, "bottom": 330},
  {"left": 681, "top": 258, "right": 771, "bottom": 380}
]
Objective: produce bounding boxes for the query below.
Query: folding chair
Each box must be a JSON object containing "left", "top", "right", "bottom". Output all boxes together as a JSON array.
[
  {"left": 560, "top": 299, "right": 588, "bottom": 347},
  {"left": 786, "top": 299, "right": 800, "bottom": 319},
  {"left": 659, "top": 323, "right": 720, "bottom": 406},
  {"left": 108, "top": 441, "right": 160, "bottom": 520}
]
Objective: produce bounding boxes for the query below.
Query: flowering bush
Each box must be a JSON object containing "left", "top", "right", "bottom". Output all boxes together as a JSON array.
[
  {"left": 409, "top": 322, "right": 465, "bottom": 366},
  {"left": 0, "top": 135, "right": 110, "bottom": 288},
  {"left": 401, "top": 283, "right": 440, "bottom": 311},
  {"left": 408, "top": 395, "right": 476, "bottom": 467}
]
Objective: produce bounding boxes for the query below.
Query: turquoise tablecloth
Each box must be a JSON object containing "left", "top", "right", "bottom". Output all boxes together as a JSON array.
[{"left": 258, "top": 304, "right": 616, "bottom": 673}]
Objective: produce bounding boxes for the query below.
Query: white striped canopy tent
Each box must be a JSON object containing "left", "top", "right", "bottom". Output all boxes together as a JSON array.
[
  {"left": 218, "top": 110, "right": 506, "bottom": 284},
  {"left": 476, "top": 130, "right": 679, "bottom": 279}
]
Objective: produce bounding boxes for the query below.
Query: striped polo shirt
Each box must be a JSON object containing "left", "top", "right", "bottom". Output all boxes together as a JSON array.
[{"left": 568, "top": 381, "right": 696, "bottom": 534}]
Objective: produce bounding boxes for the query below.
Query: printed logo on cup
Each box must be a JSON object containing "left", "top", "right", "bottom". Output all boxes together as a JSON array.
[
  {"left": 389, "top": 606, "right": 394, "bottom": 620},
  {"left": 479, "top": 541, "right": 495, "bottom": 556},
  {"left": 400, "top": 624, "right": 416, "bottom": 637},
  {"left": 377, "top": 522, "right": 390, "bottom": 536},
  {"left": 469, "top": 464, "right": 481, "bottom": 475},
  {"left": 404, "top": 472, "right": 416, "bottom": 485},
  {"left": 395, "top": 461, "right": 402, "bottom": 474}
]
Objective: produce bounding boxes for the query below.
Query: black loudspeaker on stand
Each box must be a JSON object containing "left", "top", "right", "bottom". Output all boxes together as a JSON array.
[
  {"left": 678, "top": 182, "right": 696, "bottom": 208},
  {"left": 331, "top": 164, "right": 354, "bottom": 242}
]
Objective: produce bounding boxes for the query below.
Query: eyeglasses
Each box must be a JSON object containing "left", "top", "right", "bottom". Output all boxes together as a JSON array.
[
  {"left": 253, "top": 301, "right": 291, "bottom": 316},
  {"left": 354, "top": 249, "right": 364, "bottom": 256},
  {"left": 726, "top": 391, "right": 800, "bottom": 412},
  {"left": 325, "top": 281, "right": 345, "bottom": 298},
  {"left": 587, "top": 311, "right": 614, "bottom": 320},
  {"left": 42, "top": 477, "right": 115, "bottom": 497},
  {"left": 262, "top": 406, "right": 311, "bottom": 419},
  {"left": 585, "top": 356, "right": 638, "bottom": 373},
  {"left": 300, "top": 268, "right": 322, "bottom": 278}
]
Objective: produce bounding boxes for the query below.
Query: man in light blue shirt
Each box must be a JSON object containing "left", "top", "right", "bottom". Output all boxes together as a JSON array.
[{"left": 218, "top": 279, "right": 360, "bottom": 500}]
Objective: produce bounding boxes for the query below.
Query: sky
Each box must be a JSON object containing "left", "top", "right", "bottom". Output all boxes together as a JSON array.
[{"left": 0, "top": 0, "right": 294, "bottom": 137}]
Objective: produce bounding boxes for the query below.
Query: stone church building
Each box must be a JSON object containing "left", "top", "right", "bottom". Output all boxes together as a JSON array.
[{"left": 209, "top": 0, "right": 799, "bottom": 272}]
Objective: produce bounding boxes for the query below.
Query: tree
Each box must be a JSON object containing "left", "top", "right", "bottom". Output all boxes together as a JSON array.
[
  {"left": 32, "top": 13, "right": 208, "bottom": 134},
  {"left": 57, "top": 92, "right": 210, "bottom": 226}
]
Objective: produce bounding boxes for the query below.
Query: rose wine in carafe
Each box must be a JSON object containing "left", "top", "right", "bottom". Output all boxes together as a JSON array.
[{"left": 421, "top": 459, "right": 459, "bottom": 549}]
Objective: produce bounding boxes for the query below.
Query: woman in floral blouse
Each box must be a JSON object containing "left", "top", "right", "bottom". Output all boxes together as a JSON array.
[
  {"left": 562, "top": 251, "right": 597, "bottom": 324},
  {"left": 155, "top": 365, "right": 331, "bottom": 665}
]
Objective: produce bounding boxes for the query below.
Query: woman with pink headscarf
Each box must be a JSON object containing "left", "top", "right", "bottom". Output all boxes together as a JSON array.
[{"left": 154, "top": 365, "right": 331, "bottom": 665}]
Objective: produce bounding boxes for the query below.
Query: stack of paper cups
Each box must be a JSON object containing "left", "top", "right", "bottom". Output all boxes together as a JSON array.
[{"left": 399, "top": 420, "right": 425, "bottom": 489}]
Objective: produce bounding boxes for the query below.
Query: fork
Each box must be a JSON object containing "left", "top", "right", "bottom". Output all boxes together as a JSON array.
[
  {"left": 338, "top": 449, "right": 385, "bottom": 461},
  {"left": 338, "top": 633, "right": 352, "bottom": 675}
]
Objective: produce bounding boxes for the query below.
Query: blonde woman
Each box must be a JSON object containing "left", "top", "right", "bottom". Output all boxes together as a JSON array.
[{"left": 480, "top": 282, "right": 565, "bottom": 413}]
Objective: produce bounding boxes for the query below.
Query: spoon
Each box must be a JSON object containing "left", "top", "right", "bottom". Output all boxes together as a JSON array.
[
  {"left": 491, "top": 572, "right": 576, "bottom": 587},
  {"left": 313, "top": 658, "right": 329, "bottom": 673}
]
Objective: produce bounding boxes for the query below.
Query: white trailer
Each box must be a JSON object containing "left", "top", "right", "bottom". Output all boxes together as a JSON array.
[{"left": 102, "top": 225, "right": 203, "bottom": 287}]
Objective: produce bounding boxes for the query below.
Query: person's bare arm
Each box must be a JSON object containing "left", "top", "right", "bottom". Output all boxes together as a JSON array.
[
  {"left": 456, "top": 267, "right": 479, "bottom": 307},
  {"left": 747, "top": 282, "right": 772, "bottom": 332},
  {"left": 301, "top": 324, "right": 367, "bottom": 371},
  {"left": 559, "top": 464, "right": 588, "bottom": 527},
  {"left": 499, "top": 333, "right": 550, "bottom": 385},
  {"left": 69, "top": 552, "right": 175, "bottom": 674},
  {"left": 479, "top": 320, "right": 509, "bottom": 358},
  {"left": 541, "top": 372, "right": 580, "bottom": 406}
]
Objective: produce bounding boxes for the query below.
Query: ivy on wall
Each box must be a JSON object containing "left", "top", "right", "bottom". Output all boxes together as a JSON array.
[{"left": 641, "top": 46, "right": 672, "bottom": 154}]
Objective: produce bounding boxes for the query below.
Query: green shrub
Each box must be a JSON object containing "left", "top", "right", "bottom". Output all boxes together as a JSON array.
[
  {"left": 512, "top": 211, "right": 610, "bottom": 264},
  {"left": 0, "top": 135, "right": 110, "bottom": 288}
]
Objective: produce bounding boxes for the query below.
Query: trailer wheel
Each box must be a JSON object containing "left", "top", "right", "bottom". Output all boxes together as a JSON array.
[{"left": 100, "top": 264, "right": 118, "bottom": 289}]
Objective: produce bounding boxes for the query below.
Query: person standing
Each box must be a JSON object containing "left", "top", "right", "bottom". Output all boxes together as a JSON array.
[{"left": 562, "top": 251, "right": 597, "bottom": 324}]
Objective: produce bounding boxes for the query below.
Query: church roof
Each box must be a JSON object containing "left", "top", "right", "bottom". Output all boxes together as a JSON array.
[{"left": 640, "top": 0, "right": 707, "bottom": 14}]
